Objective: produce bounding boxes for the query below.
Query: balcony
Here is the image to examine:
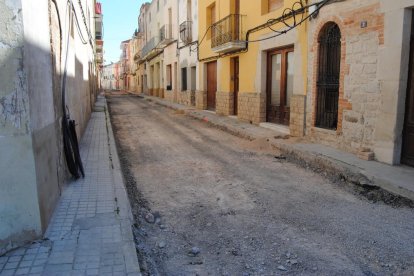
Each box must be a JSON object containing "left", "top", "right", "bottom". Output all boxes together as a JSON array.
[
  {"left": 211, "top": 14, "right": 246, "bottom": 54},
  {"left": 96, "top": 39, "right": 103, "bottom": 52},
  {"left": 95, "top": 2, "right": 102, "bottom": 14},
  {"left": 179, "top": 21, "right": 192, "bottom": 44},
  {"left": 159, "top": 24, "right": 174, "bottom": 46},
  {"left": 133, "top": 51, "right": 142, "bottom": 63},
  {"left": 95, "top": 53, "right": 103, "bottom": 64},
  {"left": 95, "top": 14, "right": 103, "bottom": 40},
  {"left": 141, "top": 36, "right": 161, "bottom": 60}
]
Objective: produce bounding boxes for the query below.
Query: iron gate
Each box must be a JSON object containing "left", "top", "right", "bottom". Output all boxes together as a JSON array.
[{"left": 315, "top": 23, "right": 341, "bottom": 130}]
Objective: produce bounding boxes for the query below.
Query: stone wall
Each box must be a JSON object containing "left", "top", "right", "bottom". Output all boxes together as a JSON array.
[
  {"left": 306, "top": 1, "right": 384, "bottom": 156},
  {"left": 177, "top": 90, "right": 194, "bottom": 106},
  {"left": 290, "top": 95, "right": 306, "bottom": 137},
  {"left": 164, "top": 90, "right": 174, "bottom": 102},
  {"left": 196, "top": 90, "right": 207, "bottom": 110},
  {"left": 216, "top": 91, "right": 234, "bottom": 116},
  {"left": 238, "top": 92, "right": 266, "bottom": 124}
]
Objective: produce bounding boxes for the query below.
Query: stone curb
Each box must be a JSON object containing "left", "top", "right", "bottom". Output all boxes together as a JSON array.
[
  {"left": 103, "top": 97, "right": 142, "bottom": 275},
  {"left": 142, "top": 95, "right": 414, "bottom": 202}
]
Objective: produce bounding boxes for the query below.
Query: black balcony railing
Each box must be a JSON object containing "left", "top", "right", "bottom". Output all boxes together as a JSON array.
[
  {"left": 179, "top": 21, "right": 192, "bottom": 44},
  {"left": 211, "top": 14, "right": 245, "bottom": 48}
]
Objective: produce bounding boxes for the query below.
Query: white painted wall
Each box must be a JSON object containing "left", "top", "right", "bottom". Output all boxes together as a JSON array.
[
  {"left": 177, "top": 0, "right": 199, "bottom": 93},
  {"left": 0, "top": 0, "right": 98, "bottom": 253}
]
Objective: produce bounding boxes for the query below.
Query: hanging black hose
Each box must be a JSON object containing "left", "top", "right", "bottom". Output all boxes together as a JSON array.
[
  {"left": 62, "top": 116, "right": 85, "bottom": 178},
  {"left": 59, "top": 0, "right": 85, "bottom": 179}
]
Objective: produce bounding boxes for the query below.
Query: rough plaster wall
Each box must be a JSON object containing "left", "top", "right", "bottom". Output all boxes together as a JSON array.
[
  {"left": 21, "top": 0, "right": 62, "bottom": 234},
  {"left": 0, "top": 0, "right": 41, "bottom": 253}
]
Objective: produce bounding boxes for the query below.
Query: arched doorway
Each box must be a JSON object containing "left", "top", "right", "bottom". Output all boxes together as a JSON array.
[{"left": 315, "top": 22, "right": 341, "bottom": 130}]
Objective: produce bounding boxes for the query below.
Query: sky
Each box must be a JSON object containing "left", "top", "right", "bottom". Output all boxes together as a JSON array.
[{"left": 100, "top": 0, "right": 147, "bottom": 64}]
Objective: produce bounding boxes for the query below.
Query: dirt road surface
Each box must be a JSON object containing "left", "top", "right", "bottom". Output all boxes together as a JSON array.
[{"left": 107, "top": 93, "right": 414, "bottom": 276}]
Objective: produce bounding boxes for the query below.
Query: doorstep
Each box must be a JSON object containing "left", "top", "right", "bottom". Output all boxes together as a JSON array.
[{"left": 259, "top": 122, "right": 290, "bottom": 135}]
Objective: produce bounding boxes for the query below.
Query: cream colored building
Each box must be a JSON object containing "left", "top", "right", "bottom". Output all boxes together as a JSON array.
[
  {"left": 141, "top": 0, "right": 166, "bottom": 97},
  {"left": 172, "top": 0, "right": 199, "bottom": 106}
]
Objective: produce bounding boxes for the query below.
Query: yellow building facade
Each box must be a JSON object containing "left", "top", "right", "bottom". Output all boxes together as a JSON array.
[{"left": 198, "top": 0, "right": 308, "bottom": 136}]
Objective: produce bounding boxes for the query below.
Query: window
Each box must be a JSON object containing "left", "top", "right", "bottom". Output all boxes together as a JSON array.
[
  {"left": 166, "top": 64, "right": 172, "bottom": 90},
  {"left": 207, "top": 3, "right": 216, "bottom": 40},
  {"left": 187, "top": 0, "right": 192, "bottom": 21},
  {"left": 269, "top": 0, "right": 283, "bottom": 11},
  {"left": 190, "top": 66, "right": 196, "bottom": 92},
  {"left": 181, "top": 68, "right": 187, "bottom": 91},
  {"left": 261, "top": 0, "right": 283, "bottom": 14},
  {"left": 315, "top": 23, "right": 341, "bottom": 130}
]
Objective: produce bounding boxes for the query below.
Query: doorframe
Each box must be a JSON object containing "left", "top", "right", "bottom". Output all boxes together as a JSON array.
[
  {"left": 231, "top": 57, "right": 239, "bottom": 115},
  {"left": 206, "top": 60, "right": 217, "bottom": 111},
  {"left": 401, "top": 10, "right": 414, "bottom": 166},
  {"left": 266, "top": 44, "right": 294, "bottom": 124}
]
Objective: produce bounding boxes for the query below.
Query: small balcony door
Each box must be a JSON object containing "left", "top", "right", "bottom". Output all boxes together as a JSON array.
[
  {"left": 232, "top": 57, "right": 239, "bottom": 115},
  {"left": 234, "top": 0, "right": 240, "bottom": 40},
  {"left": 266, "top": 47, "right": 294, "bottom": 125}
]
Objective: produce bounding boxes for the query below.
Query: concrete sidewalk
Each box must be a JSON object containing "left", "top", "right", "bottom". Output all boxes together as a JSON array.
[
  {"left": 143, "top": 94, "right": 414, "bottom": 202},
  {"left": 0, "top": 96, "right": 140, "bottom": 276}
]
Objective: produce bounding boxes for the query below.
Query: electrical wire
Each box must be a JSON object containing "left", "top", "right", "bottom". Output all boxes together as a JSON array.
[
  {"left": 196, "top": 0, "right": 332, "bottom": 62},
  {"left": 239, "top": 0, "right": 328, "bottom": 43},
  {"left": 77, "top": 0, "right": 94, "bottom": 46},
  {"left": 72, "top": 5, "right": 89, "bottom": 45}
]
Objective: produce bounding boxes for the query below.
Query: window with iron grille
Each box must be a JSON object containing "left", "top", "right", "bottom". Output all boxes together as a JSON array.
[
  {"left": 181, "top": 68, "right": 187, "bottom": 91},
  {"left": 315, "top": 23, "right": 341, "bottom": 130}
]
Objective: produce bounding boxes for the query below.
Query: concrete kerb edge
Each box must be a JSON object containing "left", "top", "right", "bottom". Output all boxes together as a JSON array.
[
  {"left": 102, "top": 97, "right": 141, "bottom": 275},
  {"left": 144, "top": 95, "right": 256, "bottom": 141},
  {"left": 143, "top": 96, "right": 414, "bottom": 202},
  {"left": 270, "top": 140, "right": 414, "bottom": 202}
]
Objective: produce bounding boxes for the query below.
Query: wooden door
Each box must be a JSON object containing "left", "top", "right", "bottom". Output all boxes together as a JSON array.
[
  {"left": 266, "top": 47, "right": 294, "bottom": 125},
  {"left": 207, "top": 61, "right": 217, "bottom": 110},
  {"left": 402, "top": 13, "right": 414, "bottom": 167},
  {"left": 174, "top": 62, "right": 178, "bottom": 102},
  {"left": 233, "top": 57, "right": 239, "bottom": 115}
]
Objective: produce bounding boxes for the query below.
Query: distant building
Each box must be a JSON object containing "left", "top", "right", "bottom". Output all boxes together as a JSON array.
[{"left": 102, "top": 63, "right": 117, "bottom": 90}]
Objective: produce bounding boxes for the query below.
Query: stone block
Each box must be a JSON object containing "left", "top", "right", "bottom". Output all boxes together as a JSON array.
[{"left": 357, "top": 149, "right": 375, "bottom": 161}]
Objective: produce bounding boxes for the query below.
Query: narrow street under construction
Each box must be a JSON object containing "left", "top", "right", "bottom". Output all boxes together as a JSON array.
[{"left": 107, "top": 93, "right": 414, "bottom": 275}]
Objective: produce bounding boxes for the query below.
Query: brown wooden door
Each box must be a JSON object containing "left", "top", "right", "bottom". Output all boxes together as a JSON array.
[
  {"left": 402, "top": 13, "right": 414, "bottom": 167},
  {"left": 207, "top": 61, "right": 217, "bottom": 110},
  {"left": 266, "top": 47, "right": 294, "bottom": 125},
  {"left": 233, "top": 57, "right": 239, "bottom": 115}
]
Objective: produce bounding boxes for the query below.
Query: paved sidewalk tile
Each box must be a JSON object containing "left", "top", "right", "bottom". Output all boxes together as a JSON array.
[{"left": 0, "top": 96, "right": 140, "bottom": 276}]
